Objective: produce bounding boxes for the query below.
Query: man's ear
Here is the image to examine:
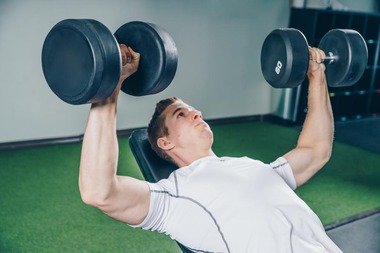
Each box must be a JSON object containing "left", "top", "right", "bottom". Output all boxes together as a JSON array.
[{"left": 157, "top": 136, "right": 175, "bottom": 151}]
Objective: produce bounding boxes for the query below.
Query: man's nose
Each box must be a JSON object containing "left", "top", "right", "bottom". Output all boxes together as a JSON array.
[{"left": 191, "top": 110, "right": 202, "bottom": 120}]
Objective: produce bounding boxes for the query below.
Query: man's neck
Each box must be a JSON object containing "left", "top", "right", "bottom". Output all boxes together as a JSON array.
[{"left": 173, "top": 149, "right": 217, "bottom": 168}]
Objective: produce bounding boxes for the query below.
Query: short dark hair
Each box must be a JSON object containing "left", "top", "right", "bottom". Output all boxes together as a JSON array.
[{"left": 147, "top": 97, "right": 181, "bottom": 163}]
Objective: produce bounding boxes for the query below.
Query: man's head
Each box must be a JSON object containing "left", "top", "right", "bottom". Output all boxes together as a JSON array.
[
  {"left": 147, "top": 97, "right": 214, "bottom": 165},
  {"left": 147, "top": 97, "right": 180, "bottom": 163}
]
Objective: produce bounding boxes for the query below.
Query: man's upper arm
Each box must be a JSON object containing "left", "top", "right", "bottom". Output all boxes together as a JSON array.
[
  {"left": 101, "top": 176, "right": 151, "bottom": 226},
  {"left": 283, "top": 146, "right": 328, "bottom": 187}
]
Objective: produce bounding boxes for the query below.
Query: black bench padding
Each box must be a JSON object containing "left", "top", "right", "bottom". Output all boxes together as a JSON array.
[{"left": 129, "top": 128, "right": 178, "bottom": 183}]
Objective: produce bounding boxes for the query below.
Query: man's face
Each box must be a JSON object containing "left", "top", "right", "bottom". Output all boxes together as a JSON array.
[{"left": 160, "top": 100, "right": 213, "bottom": 152}]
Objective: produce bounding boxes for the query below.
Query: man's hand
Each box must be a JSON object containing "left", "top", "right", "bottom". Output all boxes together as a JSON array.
[
  {"left": 99, "top": 45, "right": 140, "bottom": 105},
  {"left": 307, "top": 47, "right": 326, "bottom": 83},
  {"left": 120, "top": 44, "right": 140, "bottom": 83}
]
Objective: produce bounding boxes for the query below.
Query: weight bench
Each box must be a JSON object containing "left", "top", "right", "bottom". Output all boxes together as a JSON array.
[{"left": 128, "top": 128, "right": 193, "bottom": 253}]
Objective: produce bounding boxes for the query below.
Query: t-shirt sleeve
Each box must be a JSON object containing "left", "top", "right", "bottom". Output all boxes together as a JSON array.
[
  {"left": 129, "top": 182, "right": 167, "bottom": 232},
  {"left": 270, "top": 157, "right": 297, "bottom": 190}
]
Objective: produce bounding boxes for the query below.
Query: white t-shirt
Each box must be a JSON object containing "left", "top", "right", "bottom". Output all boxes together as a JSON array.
[{"left": 134, "top": 156, "right": 342, "bottom": 253}]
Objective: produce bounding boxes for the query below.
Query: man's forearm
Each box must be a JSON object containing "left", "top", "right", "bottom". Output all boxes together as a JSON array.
[
  {"left": 79, "top": 100, "right": 119, "bottom": 205},
  {"left": 298, "top": 69, "right": 334, "bottom": 160}
]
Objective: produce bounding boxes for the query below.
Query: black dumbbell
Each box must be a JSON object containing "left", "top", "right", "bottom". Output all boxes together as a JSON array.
[
  {"left": 260, "top": 28, "right": 368, "bottom": 88},
  {"left": 41, "top": 19, "right": 178, "bottom": 105}
]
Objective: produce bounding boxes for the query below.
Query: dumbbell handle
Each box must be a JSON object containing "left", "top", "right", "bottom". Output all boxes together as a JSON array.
[
  {"left": 309, "top": 46, "right": 338, "bottom": 64},
  {"left": 321, "top": 51, "right": 338, "bottom": 64}
]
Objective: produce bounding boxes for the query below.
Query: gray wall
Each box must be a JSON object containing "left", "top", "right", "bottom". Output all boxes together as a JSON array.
[{"left": 0, "top": 0, "right": 377, "bottom": 144}]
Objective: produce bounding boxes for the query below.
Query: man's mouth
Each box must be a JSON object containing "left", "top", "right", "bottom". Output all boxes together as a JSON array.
[{"left": 195, "top": 121, "right": 207, "bottom": 128}]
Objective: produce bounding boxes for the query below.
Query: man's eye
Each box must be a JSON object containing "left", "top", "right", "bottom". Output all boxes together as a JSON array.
[{"left": 177, "top": 112, "right": 184, "bottom": 118}]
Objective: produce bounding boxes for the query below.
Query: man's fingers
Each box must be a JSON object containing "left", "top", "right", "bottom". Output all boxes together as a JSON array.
[
  {"left": 128, "top": 46, "right": 140, "bottom": 61},
  {"left": 309, "top": 47, "right": 326, "bottom": 63}
]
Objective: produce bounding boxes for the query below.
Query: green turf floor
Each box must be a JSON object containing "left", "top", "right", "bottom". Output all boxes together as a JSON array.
[{"left": 1, "top": 121, "right": 379, "bottom": 252}]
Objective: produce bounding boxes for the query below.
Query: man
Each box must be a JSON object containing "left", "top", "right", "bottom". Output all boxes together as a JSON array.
[{"left": 79, "top": 44, "right": 342, "bottom": 252}]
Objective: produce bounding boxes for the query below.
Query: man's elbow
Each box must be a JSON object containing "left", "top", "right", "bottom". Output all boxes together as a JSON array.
[
  {"left": 315, "top": 143, "right": 333, "bottom": 168},
  {"left": 79, "top": 186, "right": 110, "bottom": 210},
  {"left": 80, "top": 189, "right": 95, "bottom": 206}
]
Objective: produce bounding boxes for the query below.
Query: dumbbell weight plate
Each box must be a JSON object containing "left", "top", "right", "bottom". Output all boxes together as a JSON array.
[
  {"left": 114, "top": 22, "right": 178, "bottom": 96},
  {"left": 319, "top": 29, "right": 368, "bottom": 87},
  {"left": 41, "top": 19, "right": 121, "bottom": 105},
  {"left": 260, "top": 28, "right": 309, "bottom": 88}
]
